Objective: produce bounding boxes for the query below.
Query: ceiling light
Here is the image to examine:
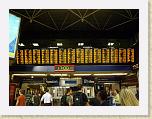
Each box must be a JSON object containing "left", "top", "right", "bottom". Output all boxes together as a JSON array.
[
  {"left": 57, "top": 43, "right": 63, "bottom": 46},
  {"left": 108, "top": 42, "right": 114, "bottom": 46},
  {"left": 18, "top": 43, "right": 25, "bottom": 46},
  {"left": 73, "top": 74, "right": 92, "bottom": 76},
  {"left": 78, "top": 43, "right": 84, "bottom": 46},
  {"left": 33, "top": 43, "right": 39, "bottom": 46},
  {"left": 93, "top": 73, "right": 127, "bottom": 76}
]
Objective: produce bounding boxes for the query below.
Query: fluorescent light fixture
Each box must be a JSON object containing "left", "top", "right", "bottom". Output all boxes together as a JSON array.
[
  {"left": 33, "top": 43, "right": 39, "bottom": 46},
  {"left": 93, "top": 73, "right": 127, "bottom": 76},
  {"left": 57, "top": 43, "right": 63, "bottom": 46},
  {"left": 12, "top": 74, "right": 47, "bottom": 76},
  {"left": 18, "top": 43, "right": 25, "bottom": 46},
  {"left": 48, "top": 46, "right": 58, "bottom": 48},
  {"left": 83, "top": 46, "right": 92, "bottom": 48},
  {"left": 73, "top": 74, "right": 92, "bottom": 76},
  {"left": 50, "top": 74, "right": 67, "bottom": 76}
]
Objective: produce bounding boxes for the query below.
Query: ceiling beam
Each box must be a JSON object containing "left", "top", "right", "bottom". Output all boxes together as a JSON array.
[
  {"left": 116, "top": 12, "right": 131, "bottom": 19},
  {"left": 93, "top": 15, "right": 101, "bottom": 30},
  {"left": 33, "top": 11, "right": 48, "bottom": 19},
  {"left": 77, "top": 9, "right": 82, "bottom": 18},
  {"left": 102, "top": 15, "right": 112, "bottom": 30},
  {"left": 60, "top": 13, "right": 69, "bottom": 30},
  {"left": 68, "top": 9, "right": 81, "bottom": 18},
  {"left": 10, "top": 10, "right": 56, "bottom": 30},
  {"left": 31, "top": 9, "right": 36, "bottom": 19},
  {"left": 83, "top": 9, "right": 88, "bottom": 18},
  {"left": 84, "top": 19, "right": 99, "bottom": 30},
  {"left": 25, "top": 10, "right": 31, "bottom": 18},
  {"left": 133, "top": 11, "right": 139, "bottom": 18},
  {"left": 33, "top": 9, "right": 42, "bottom": 18},
  {"left": 48, "top": 12, "right": 59, "bottom": 30},
  {"left": 11, "top": 10, "right": 30, "bottom": 19},
  {"left": 83, "top": 9, "right": 100, "bottom": 19},
  {"left": 62, "top": 19, "right": 81, "bottom": 30},
  {"left": 106, "top": 19, "right": 136, "bottom": 31},
  {"left": 128, "top": 9, "right": 133, "bottom": 18}
]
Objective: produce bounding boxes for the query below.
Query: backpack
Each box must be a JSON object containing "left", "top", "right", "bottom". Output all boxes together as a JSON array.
[
  {"left": 73, "top": 92, "right": 84, "bottom": 106},
  {"left": 61, "top": 95, "right": 68, "bottom": 106}
]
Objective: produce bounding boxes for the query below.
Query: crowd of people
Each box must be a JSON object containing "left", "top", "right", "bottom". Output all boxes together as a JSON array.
[{"left": 15, "top": 84, "right": 139, "bottom": 106}]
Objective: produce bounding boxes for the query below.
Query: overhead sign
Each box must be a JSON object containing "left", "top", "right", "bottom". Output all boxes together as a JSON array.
[{"left": 54, "top": 65, "right": 75, "bottom": 72}]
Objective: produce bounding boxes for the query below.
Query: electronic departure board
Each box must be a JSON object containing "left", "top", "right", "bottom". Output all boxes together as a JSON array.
[
  {"left": 16, "top": 50, "right": 24, "bottom": 64},
  {"left": 41, "top": 49, "right": 49, "bottom": 64},
  {"left": 94, "top": 48, "right": 101, "bottom": 63},
  {"left": 102, "top": 48, "right": 110, "bottom": 63},
  {"left": 33, "top": 49, "right": 41, "bottom": 64},
  {"left": 127, "top": 48, "right": 134, "bottom": 63},
  {"left": 50, "top": 49, "right": 58, "bottom": 64},
  {"left": 119, "top": 48, "right": 126, "bottom": 63},
  {"left": 16, "top": 48, "right": 136, "bottom": 65},
  {"left": 67, "top": 48, "right": 75, "bottom": 64},
  {"left": 76, "top": 48, "right": 84, "bottom": 64},
  {"left": 85, "top": 48, "right": 93, "bottom": 63},
  {"left": 59, "top": 48, "right": 67, "bottom": 64}
]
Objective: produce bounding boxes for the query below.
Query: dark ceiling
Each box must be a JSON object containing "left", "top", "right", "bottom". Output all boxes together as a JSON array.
[{"left": 10, "top": 9, "right": 139, "bottom": 48}]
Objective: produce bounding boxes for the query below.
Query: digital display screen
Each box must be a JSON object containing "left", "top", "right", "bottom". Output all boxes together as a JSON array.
[
  {"left": 9, "top": 13, "right": 21, "bottom": 58},
  {"left": 85, "top": 48, "right": 93, "bottom": 63},
  {"left": 67, "top": 48, "right": 75, "bottom": 64},
  {"left": 54, "top": 65, "right": 75, "bottom": 72},
  {"left": 94, "top": 48, "right": 101, "bottom": 63},
  {"left": 16, "top": 48, "right": 135, "bottom": 64}
]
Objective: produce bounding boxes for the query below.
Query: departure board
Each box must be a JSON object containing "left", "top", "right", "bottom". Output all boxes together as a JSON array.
[
  {"left": 114, "top": 49, "right": 119, "bottom": 63},
  {"left": 16, "top": 48, "right": 135, "bottom": 65},
  {"left": 119, "top": 48, "right": 126, "bottom": 63},
  {"left": 111, "top": 48, "right": 119, "bottom": 63},
  {"left": 59, "top": 49, "right": 67, "bottom": 64},
  {"left": 67, "top": 48, "right": 75, "bottom": 64},
  {"left": 76, "top": 48, "right": 84, "bottom": 63},
  {"left": 24, "top": 49, "right": 32, "bottom": 64},
  {"left": 50, "top": 49, "right": 58, "bottom": 64},
  {"left": 127, "top": 48, "right": 134, "bottom": 63},
  {"left": 131, "top": 48, "right": 134, "bottom": 62},
  {"left": 16, "top": 50, "right": 19, "bottom": 64},
  {"left": 102, "top": 48, "right": 110, "bottom": 63},
  {"left": 85, "top": 48, "right": 93, "bottom": 63},
  {"left": 127, "top": 48, "right": 131, "bottom": 63},
  {"left": 94, "top": 48, "right": 101, "bottom": 63},
  {"left": 41, "top": 49, "right": 50, "bottom": 64},
  {"left": 33, "top": 49, "right": 41, "bottom": 64},
  {"left": 16, "top": 50, "right": 24, "bottom": 64}
]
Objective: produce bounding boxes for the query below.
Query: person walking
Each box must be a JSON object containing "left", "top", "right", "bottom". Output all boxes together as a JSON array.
[
  {"left": 73, "top": 84, "right": 89, "bottom": 106},
  {"left": 61, "top": 88, "right": 73, "bottom": 106},
  {"left": 16, "top": 89, "right": 26, "bottom": 106},
  {"left": 40, "top": 89, "right": 53, "bottom": 106},
  {"left": 32, "top": 92, "right": 41, "bottom": 106},
  {"left": 25, "top": 89, "right": 33, "bottom": 106},
  {"left": 113, "top": 89, "right": 121, "bottom": 106}
]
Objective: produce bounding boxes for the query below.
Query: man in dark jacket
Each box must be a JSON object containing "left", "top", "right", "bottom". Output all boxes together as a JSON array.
[{"left": 73, "top": 84, "right": 88, "bottom": 106}]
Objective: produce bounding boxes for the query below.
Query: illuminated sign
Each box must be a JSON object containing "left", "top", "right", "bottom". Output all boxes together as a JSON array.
[{"left": 54, "top": 65, "right": 75, "bottom": 72}]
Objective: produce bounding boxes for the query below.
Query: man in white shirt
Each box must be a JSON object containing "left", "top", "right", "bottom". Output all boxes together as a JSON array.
[{"left": 40, "top": 89, "right": 53, "bottom": 106}]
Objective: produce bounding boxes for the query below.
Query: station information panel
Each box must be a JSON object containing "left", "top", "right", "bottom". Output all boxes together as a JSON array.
[{"left": 16, "top": 48, "right": 135, "bottom": 64}]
